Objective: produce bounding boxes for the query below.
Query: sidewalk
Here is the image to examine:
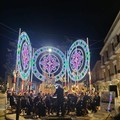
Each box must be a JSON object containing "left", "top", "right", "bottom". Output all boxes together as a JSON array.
[{"left": 0, "top": 93, "right": 6, "bottom": 120}]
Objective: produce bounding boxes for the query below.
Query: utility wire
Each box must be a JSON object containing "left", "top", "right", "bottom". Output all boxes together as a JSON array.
[
  {"left": 0, "top": 26, "right": 18, "bottom": 35},
  {"left": 0, "top": 22, "right": 104, "bottom": 48},
  {"left": 89, "top": 40, "right": 103, "bottom": 46},
  {"left": 0, "top": 22, "right": 18, "bottom": 33},
  {"left": 0, "top": 33, "right": 16, "bottom": 41}
]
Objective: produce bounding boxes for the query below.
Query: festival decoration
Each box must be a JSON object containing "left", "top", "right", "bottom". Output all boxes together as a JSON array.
[
  {"left": 67, "top": 39, "right": 90, "bottom": 81},
  {"left": 32, "top": 46, "right": 66, "bottom": 81},
  {"left": 71, "top": 85, "right": 79, "bottom": 93},
  {"left": 17, "top": 32, "right": 32, "bottom": 80},
  {"left": 63, "top": 86, "right": 68, "bottom": 92}
]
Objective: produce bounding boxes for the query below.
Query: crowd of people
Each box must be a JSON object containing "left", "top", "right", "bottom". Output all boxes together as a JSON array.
[{"left": 7, "top": 85, "right": 100, "bottom": 118}]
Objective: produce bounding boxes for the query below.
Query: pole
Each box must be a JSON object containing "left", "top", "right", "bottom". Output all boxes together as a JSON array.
[
  {"left": 66, "top": 50, "right": 69, "bottom": 90},
  {"left": 15, "top": 28, "right": 21, "bottom": 91},
  {"left": 30, "top": 48, "right": 34, "bottom": 92},
  {"left": 75, "top": 45, "right": 78, "bottom": 86},
  {"left": 65, "top": 51, "right": 67, "bottom": 86},
  {"left": 16, "top": 28, "right": 21, "bottom": 120},
  {"left": 87, "top": 37, "right": 92, "bottom": 94}
]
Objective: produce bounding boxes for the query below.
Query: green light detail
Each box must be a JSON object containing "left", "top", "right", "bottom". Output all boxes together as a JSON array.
[
  {"left": 18, "top": 51, "right": 20, "bottom": 54},
  {"left": 65, "top": 61, "right": 69, "bottom": 68},
  {"left": 39, "top": 76, "right": 42, "bottom": 78}
]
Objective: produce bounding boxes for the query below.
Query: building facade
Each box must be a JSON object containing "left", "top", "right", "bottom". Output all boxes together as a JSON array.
[
  {"left": 99, "top": 11, "right": 120, "bottom": 94},
  {"left": 91, "top": 60, "right": 103, "bottom": 91}
]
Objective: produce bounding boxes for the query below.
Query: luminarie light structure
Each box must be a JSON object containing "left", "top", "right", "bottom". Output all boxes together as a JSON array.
[
  {"left": 67, "top": 39, "right": 90, "bottom": 81},
  {"left": 32, "top": 46, "right": 66, "bottom": 81},
  {"left": 17, "top": 32, "right": 32, "bottom": 80}
]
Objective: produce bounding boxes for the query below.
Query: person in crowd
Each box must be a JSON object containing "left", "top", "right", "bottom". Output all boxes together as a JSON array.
[
  {"left": 96, "top": 92, "right": 100, "bottom": 110},
  {"left": 28, "top": 92, "right": 34, "bottom": 114},
  {"left": 7, "top": 88, "right": 11, "bottom": 100},
  {"left": 45, "top": 93, "right": 52, "bottom": 115},
  {"left": 20, "top": 92, "right": 31, "bottom": 115},
  {"left": 9, "top": 92, "right": 17, "bottom": 107},
  {"left": 54, "top": 85, "right": 64, "bottom": 116},
  {"left": 33, "top": 92, "right": 42, "bottom": 116},
  {"left": 34, "top": 92, "right": 46, "bottom": 117},
  {"left": 91, "top": 92, "right": 98, "bottom": 113},
  {"left": 113, "top": 106, "right": 120, "bottom": 120},
  {"left": 76, "top": 92, "right": 85, "bottom": 116}
]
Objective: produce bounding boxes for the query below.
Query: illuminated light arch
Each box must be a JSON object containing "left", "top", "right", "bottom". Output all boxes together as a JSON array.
[
  {"left": 32, "top": 46, "right": 66, "bottom": 81},
  {"left": 17, "top": 32, "right": 32, "bottom": 80},
  {"left": 67, "top": 39, "right": 90, "bottom": 81}
]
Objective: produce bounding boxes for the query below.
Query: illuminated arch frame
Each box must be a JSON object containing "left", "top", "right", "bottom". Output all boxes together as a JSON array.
[
  {"left": 67, "top": 39, "right": 90, "bottom": 81},
  {"left": 17, "top": 32, "right": 32, "bottom": 80},
  {"left": 32, "top": 46, "right": 66, "bottom": 81}
]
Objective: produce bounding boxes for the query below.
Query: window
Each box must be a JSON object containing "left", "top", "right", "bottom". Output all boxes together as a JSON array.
[
  {"left": 104, "top": 71, "right": 106, "bottom": 81},
  {"left": 112, "top": 43, "right": 115, "bottom": 51},
  {"left": 117, "top": 35, "right": 119, "bottom": 43},
  {"left": 108, "top": 69, "right": 111, "bottom": 81},
  {"left": 114, "top": 65, "right": 117, "bottom": 74},
  {"left": 106, "top": 51, "right": 109, "bottom": 60},
  {"left": 101, "top": 56, "right": 104, "bottom": 65}
]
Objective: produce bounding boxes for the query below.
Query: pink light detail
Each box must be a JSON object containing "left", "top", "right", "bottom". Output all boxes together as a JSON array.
[
  {"left": 22, "top": 42, "right": 29, "bottom": 70},
  {"left": 70, "top": 50, "right": 83, "bottom": 71},
  {"left": 40, "top": 54, "right": 60, "bottom": 74}
]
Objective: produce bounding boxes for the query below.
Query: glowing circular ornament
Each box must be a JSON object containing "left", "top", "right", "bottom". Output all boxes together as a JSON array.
[
  {"left": 17, "top": 32, "right": 32, "bottom": 80},
  {"left": 32, "top": 46, "right": 66, "bottom": 81},
  {"left": 67, "top": 39, "right": 90, "bottom": 81}
]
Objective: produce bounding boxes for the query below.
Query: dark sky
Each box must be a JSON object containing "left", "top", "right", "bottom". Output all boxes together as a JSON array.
[{"left": 0, "top": 0, "right": 120, "bottom": 78}]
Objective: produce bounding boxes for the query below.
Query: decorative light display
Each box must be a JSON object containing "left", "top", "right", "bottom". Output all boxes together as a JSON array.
[
  {"left": 67, "top": 39, "right": 90, "bottom": 81},
  {"left": 32, "top": 46, "right": 66, "bottom": 81},
  {"left": 39, "top": 54, "right": 60, "bottom": 74},
  {"left": 17, "top": 32, "right": 32, "bottom": 80}
]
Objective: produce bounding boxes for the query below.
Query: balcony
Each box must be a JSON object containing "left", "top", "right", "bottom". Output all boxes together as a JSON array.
[
  {"left": 104, "top": 57, "right": 110, "bottom": 64},
  {"left": 101, "top": 62, "right": 105, "bottom": 68},
  {"left": 111, "top": 74, "right": 117, "bottom": 81},
  {"left": 106, "top": 77, "right": 111, "bottom": 81},
  {"left": 117, "top": 73, "right": 120, "bottom": 80},
  {"left": 99, "top": 78, "right": 105, "bottom": 82},
  {"left": 109, "top": 51, "right": 116, "bottom": 59},
  {"left": 115, "top": 42, "right": 120, "bottom": 53}
]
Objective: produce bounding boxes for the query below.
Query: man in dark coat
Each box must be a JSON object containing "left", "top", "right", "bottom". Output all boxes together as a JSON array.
[{"left": 54, "top": 85, "right": 64, "bottom": 116}]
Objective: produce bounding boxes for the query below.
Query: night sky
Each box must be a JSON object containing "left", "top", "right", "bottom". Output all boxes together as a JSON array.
[{"left": 0, "top": 0, "right": 120, "bottom": 78}]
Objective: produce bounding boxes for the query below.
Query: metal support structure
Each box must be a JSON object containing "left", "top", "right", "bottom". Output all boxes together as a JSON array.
[{"left": 87, "top": 37, "right": 92, "bottom": 94}]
